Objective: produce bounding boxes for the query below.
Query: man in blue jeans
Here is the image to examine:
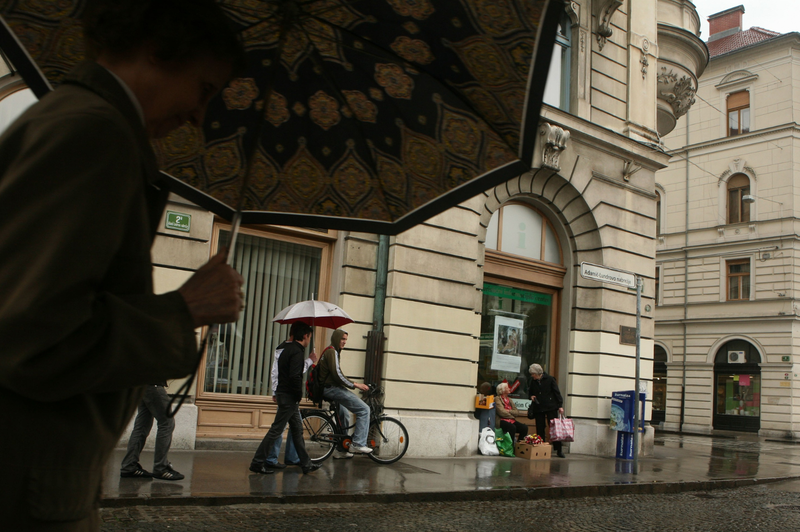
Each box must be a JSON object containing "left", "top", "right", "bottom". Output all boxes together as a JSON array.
[
  {"left": 318, "top": 330, "right": 372, "bottom": 455},
  {"left": 264, "top": 337, "right": 317, "bottom": 469}
]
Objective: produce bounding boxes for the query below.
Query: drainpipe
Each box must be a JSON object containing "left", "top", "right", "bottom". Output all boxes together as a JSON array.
[
  {"left": 681, "top": 110, "right": 690, "bottom": 432},
  {"left": 365, "top": 235, "right": 389, "bottom": 385}
]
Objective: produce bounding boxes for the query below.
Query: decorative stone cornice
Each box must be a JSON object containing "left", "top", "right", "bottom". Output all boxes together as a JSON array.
[
  {"left": 540, "top": 123, "right": 570, "bottom": 171},
  {"left": 594, "top": 0, "right": 623, "bottom": 50},
  {"left": 564, "top": 0, "right": 579, "bottom": 26},
  {"left": 657, "top": 67, "right": 697, "bottom": 119},
  {"left": 719, "top": 158, "right": 757, "bottom": 185}
]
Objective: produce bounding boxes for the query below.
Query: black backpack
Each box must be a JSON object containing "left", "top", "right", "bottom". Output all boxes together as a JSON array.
[{"left": 305, "top": 349, "right": 329, "bottom": 406}]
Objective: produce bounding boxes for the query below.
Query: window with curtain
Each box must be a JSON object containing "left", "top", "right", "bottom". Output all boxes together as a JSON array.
[
  {"left": 204, "top": 230, "right": 321, "bottom": 396},
  {"left": 726, "top": 259, "right": 750, "bottom": 301},
  {"left": 727, "top": 91, "right": 750, "bottom": 137},
  {"left": 542, "top": 14, "right": 571, "bottom": 112},
  {"left": 485, "top": 203, "right": 562, "bottom": 264},
  {"left": 727, "top": 173, "right": 750, "bottom": 224}
]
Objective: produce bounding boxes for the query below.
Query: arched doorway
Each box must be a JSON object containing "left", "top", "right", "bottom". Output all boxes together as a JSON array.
[
  {"left": 651, "top": 345, "right": 668, "bottom": 425},
  {"left": 713, "top": 339, "right": 761, "bottom": 432},
  {"left": 478, "top": 202, "right": 566, "bottom": 408}
]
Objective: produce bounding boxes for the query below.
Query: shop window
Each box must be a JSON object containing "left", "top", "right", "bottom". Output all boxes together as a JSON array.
[
  {"left": 727, "top": 174, "right": 750, "bottom": 224},
  {"left": 485, "top": 204, "right": 562, "bottom": 265},
  {"left": 713, "top": 339, "right": 761, "bottom": 432},
  {"left": 478, "top": 283, "right": 556, "bottom": 400},
  {"left": 204, "top": 229, "right": 322, "bottom": 396},
  {"left": 542, "top": 14, "right": 571, "bottom": 112},
  {"left": 726, "top": 259, "right": 750, "bottom": 301},
  {"left": 727, "top": 91, "right": 750, "bottom": 137}
]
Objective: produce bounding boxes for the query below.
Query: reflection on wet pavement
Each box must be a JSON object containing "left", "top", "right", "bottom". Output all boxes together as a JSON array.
[{"left": 102, "top": 433, "right": 800, "bottom": 503}]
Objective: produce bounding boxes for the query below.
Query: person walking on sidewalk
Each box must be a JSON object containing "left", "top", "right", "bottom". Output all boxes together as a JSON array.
[
  {"left": 319, "top": 329, "right": 372, "bottom": 455},
  {"left": 250, "top": 322, "right": 321, "bottom": 475},
  {"left": 264, "top": 337, "right": 317, "bottom": 469},
  {"left": 120, "top": 383, "right": 184, "bottom": 480},
  {"left": 527, "top": 363, "right": 566, "bottom": 458}
]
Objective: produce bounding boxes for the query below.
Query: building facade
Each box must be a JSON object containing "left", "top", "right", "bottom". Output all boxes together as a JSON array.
[
  {"left": 0, "top": 1, "right": 707, "bottom": 457},
  {"left": 655, "top": 6, "right": 800, "bottom": 438}
]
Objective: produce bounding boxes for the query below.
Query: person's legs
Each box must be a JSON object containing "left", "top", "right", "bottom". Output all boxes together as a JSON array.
[
  {"left": 142, "top": 386, "right": 176, "bottom": 475},
  {"left": 284, "top": 430, "right": 300, "bottom": 464},
  {"left": 286, "top": 402, "right": 312, "bottom": 468},
  {"left": 515, "top": 421, "right": 529, "bottom": 440},
  {"left": 324, "top": 386, "right": 370, "bottom": 448},
  {"left": 499, "top": 420, "right": 517, "bottom": 440},
  {"left": 251, "top": 398, "right": 293, "bottom": 469},
  {"left": 120, "top": 400, "right": 154, "bottom": 475},
  {"left": 265, "top": 433, "right": 283, "bottom": 466}
]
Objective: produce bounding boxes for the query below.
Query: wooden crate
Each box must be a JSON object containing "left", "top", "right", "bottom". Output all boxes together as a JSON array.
[{"left": 514, "top": 442, "right": 551, "bottom": 460}]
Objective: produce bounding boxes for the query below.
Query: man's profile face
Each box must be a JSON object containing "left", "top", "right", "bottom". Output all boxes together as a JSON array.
[
  {"left": 339, "top": 333, "right": 348, "bottom": 350},
  {"left": 299, "top": 332, "right": 312, "bottom": 347}
]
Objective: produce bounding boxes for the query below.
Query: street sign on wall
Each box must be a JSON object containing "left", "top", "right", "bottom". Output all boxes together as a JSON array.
[
  {"left": 580, "top": 262, "right": 636, "bottom": 288},
  {"left": 165, "top": 211, "right": 191, "bottom": 232}
]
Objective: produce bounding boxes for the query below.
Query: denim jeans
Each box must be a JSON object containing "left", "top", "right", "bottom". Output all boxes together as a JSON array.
[
  {"left": 252, "top": 394, "right": 311, "bottom": 468},
  {"left": 323, "top": 386, "right": 370, "bottom": 447},
  {"left": 265, "top": 431, "right": 299, "bottom": 465}
]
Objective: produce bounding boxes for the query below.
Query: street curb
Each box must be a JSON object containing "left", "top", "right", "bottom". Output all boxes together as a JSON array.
[{"left": 100, "top": 475, "right": 800, "bottom": 508}]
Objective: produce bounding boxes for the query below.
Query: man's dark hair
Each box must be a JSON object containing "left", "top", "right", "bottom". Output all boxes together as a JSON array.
[
  {"left": 82, "top": 0, "right": 246, "bottom": 73},
  {"left": 289, "top": 322, "right": 313, "bottom": 341}
]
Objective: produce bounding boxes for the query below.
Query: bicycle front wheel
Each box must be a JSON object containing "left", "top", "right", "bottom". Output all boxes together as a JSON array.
[
  {"left": 301, "top": 412, "right": 335, "bottom": 463},
  {"left": 367, "top": 416, "right": 409, "bottom": 464}
]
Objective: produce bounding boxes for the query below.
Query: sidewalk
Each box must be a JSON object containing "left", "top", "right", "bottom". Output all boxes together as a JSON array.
[{"left": 102, "top": 433, "right": 800, "bottom": 507}]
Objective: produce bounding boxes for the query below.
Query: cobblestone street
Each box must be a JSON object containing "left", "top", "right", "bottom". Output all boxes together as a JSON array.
[{"left": 100, "top": 481, "right": 800, "bottom": 531}]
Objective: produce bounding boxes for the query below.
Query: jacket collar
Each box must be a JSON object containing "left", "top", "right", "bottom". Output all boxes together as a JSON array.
[{"left": 62, "top": 62, "right": 161, "bottom": 187}]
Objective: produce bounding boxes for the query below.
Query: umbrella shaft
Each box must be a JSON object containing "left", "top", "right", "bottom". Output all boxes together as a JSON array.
[{"left": 227, "top": 210, "right": 243, "bottom": 267}]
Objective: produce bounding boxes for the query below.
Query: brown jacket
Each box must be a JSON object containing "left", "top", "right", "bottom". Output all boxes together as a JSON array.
[
  {"left": 494, "top": 395, "right": 525, "bottom": 427},
  {"left": 0, "top": 62, "right": 197, "bottom": 529}
]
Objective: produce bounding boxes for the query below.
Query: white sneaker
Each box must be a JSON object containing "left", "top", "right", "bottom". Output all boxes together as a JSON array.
[
  {"left": 333, "top": 451, "right": 354, "bottom": 459},
  {"left": 350, "top": 445, "right": 373, "bottom": 454}
]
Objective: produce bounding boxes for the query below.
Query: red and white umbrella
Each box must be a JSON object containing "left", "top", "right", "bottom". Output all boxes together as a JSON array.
[{"left": 272, "top": 300, "right": 353, "bottom": 330}]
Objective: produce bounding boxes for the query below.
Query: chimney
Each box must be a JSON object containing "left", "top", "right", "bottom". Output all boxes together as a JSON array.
[{"left": 708, "top": 5, "right": 744, "bottom": 42}]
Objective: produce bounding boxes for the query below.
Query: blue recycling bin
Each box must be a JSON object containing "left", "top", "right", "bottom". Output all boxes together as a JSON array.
[
  {"left": 616, "top": 432, "right": 635, "bottom": 459},
  {"left": 610, "top": 390, "right": 646, "bottom": 433}
]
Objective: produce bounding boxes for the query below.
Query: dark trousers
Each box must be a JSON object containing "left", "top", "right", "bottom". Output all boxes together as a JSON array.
[
  {"left": 252, "top": 393, "right": 311, "bottom": 468},
  {"left": 533, "top": 410, "right": 562, "bottom": 452},
  {"left": 121, "top": 385, "right": 174, "bottom": 475},
  {"left": 499, "top": 420, "right": 528, "bottom": 441}
]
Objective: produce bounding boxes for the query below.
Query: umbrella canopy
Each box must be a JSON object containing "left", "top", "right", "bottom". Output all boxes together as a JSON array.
[
  {"left": 0, "top": 0, "right": 560, "bottom": 235},
  {"left": 272, "top": 299, "right": 353, "bottom": 330}
]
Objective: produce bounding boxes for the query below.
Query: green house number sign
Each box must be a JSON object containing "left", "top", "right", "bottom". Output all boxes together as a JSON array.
[{"left": 165, "top": 211, "right": 191, "bottom": 232}]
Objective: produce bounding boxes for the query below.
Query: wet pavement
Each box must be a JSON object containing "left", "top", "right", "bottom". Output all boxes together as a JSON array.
[{"left": 102, "top": 433, "right": 800, "bottom": 507}]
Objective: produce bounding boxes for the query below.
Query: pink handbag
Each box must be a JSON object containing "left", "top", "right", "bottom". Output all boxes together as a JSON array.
[{"left": 549, "top": 413, "right": 575, "bottom": 442}]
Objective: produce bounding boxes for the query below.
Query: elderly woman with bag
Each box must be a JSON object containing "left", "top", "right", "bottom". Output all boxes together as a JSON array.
[
  {"left": 494, "top": 382, "right": 529, "bottom": 442},
  {"left": 527, "top": 363, "right": 566, "bottom": 458}
]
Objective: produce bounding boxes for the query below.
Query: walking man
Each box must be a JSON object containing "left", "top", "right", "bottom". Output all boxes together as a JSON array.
[
  {"left": 120, "top": 383, "right": 184, "bottom": 480},
  {"left": 264, "top": 338, "right": 317, "bottom": 469},
  {"left": 319, "top": 329, "right": 372, "bottom": 455},
  {"left": 250, "top": 322, "right": 321, "bottom": 475}
]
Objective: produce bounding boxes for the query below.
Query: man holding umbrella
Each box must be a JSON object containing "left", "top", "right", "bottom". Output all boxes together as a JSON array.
[{"left": 250, "top": 321, "right": 321, "bottom": 475}]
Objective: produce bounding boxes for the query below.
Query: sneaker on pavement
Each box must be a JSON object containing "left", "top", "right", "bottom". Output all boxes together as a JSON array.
[
  {"left": 120, "top": 463, "right": 152, "bottom": 479},
  {"left": 333, "top": 451, "right": 354, "bottom": 459},
  {"left": 152, "top": 465, "right": 185, "bottom": 481},
  {"left": 302, "top": 463, "right": 322, "bottom": 474},
  {"left": 350, "top": 445, "right": 373, "bottom": 454},
  {"left": 249, "top": 463, "right": 275, "bottom": 475}
]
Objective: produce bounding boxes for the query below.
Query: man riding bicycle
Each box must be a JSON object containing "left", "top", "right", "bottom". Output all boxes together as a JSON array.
[{"left": 318, "top": 329, "right": 372, "bottom": 455}]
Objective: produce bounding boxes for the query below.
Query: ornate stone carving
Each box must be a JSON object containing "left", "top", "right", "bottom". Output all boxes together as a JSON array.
[
  {"left": 540, "top": 123, "right": 570, "bottom": 171},
  {"left": 640, "top": 53, "right": 649, "bottom": 79},
  {"left": 657, "top": 67, "right": 696, "bottom": 119},
  {"left": 564, "top": 0, "right": 580, "bottom": 25},
  {"left": 594, "top": 0, "right": 623, "bottom": 50}
]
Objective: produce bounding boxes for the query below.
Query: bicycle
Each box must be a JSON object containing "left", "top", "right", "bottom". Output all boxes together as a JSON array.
[{"left": 301, "top": 384, "right": 409, "bottom": 464}]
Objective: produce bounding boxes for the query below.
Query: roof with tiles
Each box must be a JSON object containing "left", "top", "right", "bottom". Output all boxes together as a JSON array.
[{"left": 708, "top": 26, "right": 782, "bottom": 57}]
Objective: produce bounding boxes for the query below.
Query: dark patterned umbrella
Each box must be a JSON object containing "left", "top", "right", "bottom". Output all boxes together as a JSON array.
[{"left": 0, "top": 0, "right": 560, "bottom": 235}]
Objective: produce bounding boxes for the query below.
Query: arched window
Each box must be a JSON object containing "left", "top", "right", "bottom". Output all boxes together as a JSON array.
[
  {"left": 484, "top": 203, "right": 562, "bottom": 264},
  {"left": 713, "top": 339, "right": 761, "bottom": 432},
  {"left": 655, "top": 190, "right": 662, "bottom": 236},
  {"left": 727, "top": 173, "right": 750, "bottom": 224}
]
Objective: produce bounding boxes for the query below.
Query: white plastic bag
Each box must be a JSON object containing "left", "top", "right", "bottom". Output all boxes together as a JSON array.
[{"left": 478, "top": 426, "right": 499, "bottom": 456}]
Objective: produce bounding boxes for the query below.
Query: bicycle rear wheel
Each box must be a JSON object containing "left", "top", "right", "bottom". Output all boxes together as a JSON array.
[
  {"left": 367, "top": 416, "right": 409, "bottom": 464},
  {"left": 301, "top": 412, "right": 335, "bottom": 462}
]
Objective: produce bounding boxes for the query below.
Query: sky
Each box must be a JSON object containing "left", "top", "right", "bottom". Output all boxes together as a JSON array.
[{"left": 693, "top": 1, "right": 798, "bottom": 38}]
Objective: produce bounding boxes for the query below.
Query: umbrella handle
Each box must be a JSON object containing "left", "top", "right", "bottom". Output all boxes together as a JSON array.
[{"left": 226, "top": 210, "right": 243, "bottom": 267}]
